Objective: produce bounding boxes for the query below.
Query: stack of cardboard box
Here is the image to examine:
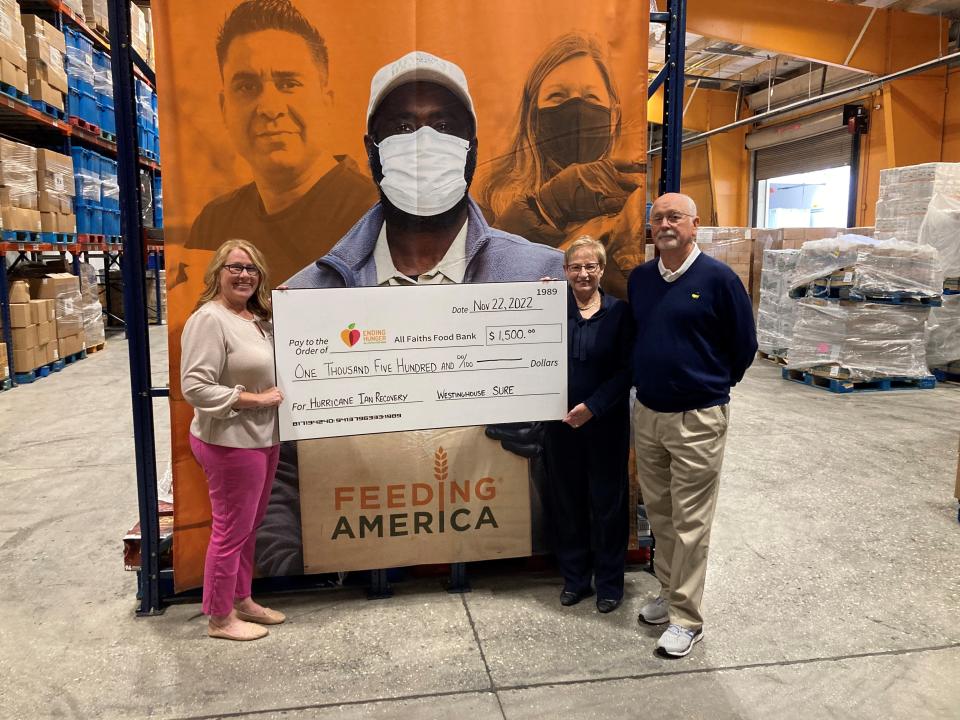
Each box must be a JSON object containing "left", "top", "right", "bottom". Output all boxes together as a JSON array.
[
  {"left": 130, "top": 2, "right": 153, "bottom": 67},
  {"left": 0, "top": 0, "right": 28, "bottom": 95},
  {"left": 82, "top": 0, "right": 109, "bottom": 33},
  {"left": 0, "top": 138, "right": 40, "bottom": 232},
  {"left": 22, "top": 15, "right": 68, "bottom": 112},
  {"left": 29, "top": 273, "right": 86, "bottom": 358},
  {"left": 78, "top": 261, "right": 105, "bottom": 347},
  {"left": 0, "top": 279, "right": 59, "bottom": 374},
  {"left": 0, "top": 340, "right": 7, "bottom": 380},
  {"left": 696, "top": 227, "right": 753, "bottom": 294},
  {"left": 37, "top": 149, "right": 77, "bottom": 234}
]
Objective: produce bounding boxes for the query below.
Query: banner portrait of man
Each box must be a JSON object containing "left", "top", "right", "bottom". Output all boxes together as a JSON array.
[{"left": 154, "top": 0, "right": 648, "bottom": 590}]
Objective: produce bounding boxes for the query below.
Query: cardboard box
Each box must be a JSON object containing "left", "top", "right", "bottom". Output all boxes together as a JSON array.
[
  {"left": 56, "top": 314, "right": 83, "bottom": 338},
  {"left": 1, "top": 206, "right": 41, "bottom": 231},
  {"left": 11, "top": 323, "right": 38, "bottom": 349},
  {"left": 40, "top": 211, "right": 57, "bottom": 232},
  {"left": 4, "top": 302, "right": 30, "bottom": 327},
  {"left": 0, "top": 341, "right": 7, "bottom": 377},
  {"left": 0, "top": 55, "right": 15, "bottom": 84},
  {"left": 12, "top": 346, "right": 35, "bottom": 373},
  {"left": 21, "top": 15, "right": 67, "bottom": 54},
  {"left": 27, "top": 76, "right": 64, "bottom": 111},
  {"left": 28, "top": 272, "right": 79, "bottom": 299},
  {"left": 59, "top": 213, "right": 76, "bottom": 233},
  {"left": 35, "top": 320, "right": 54, "bottom": 346},
  {"left": 27, "top": 56, "right": 67, "bottom": 95},
  {"left": 57, "top": 331, "right": 84, "bottom": 357},
  {"left": 9, "top": 280, "right": 30, "bottom": 303},
  {"left": 28, "top": 298, "right": 46, "bottom": 324}
]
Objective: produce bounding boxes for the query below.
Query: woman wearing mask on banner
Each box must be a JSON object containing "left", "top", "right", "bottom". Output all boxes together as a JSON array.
[
  {"left": 544, "top": 236, "right": 633, "bottom": 613},
  {"left": 478, "top": 32, "right": 646, "bottom": 298},
  {"left": 181, "top": 239, "right": 286, "bottom": 641}
]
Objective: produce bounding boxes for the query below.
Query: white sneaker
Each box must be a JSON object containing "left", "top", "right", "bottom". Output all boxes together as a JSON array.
[
  {"left": 637, "top": 596, "right": 669, "bottom": 625},
  {"left": 656, "top": 623, "right": 703, "bottom": 657}
]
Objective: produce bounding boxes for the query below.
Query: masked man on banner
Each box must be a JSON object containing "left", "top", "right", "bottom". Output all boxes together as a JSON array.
[
  {"left": 254, "top": 51, "right": 564, "bottom": 576},
  {"left": 184, "top": 0, "right": 378, "bottom": 285}
]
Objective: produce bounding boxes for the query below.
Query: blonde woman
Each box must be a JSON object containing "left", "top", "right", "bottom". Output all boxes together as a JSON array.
[
  {"left": 181, "top": 239, "right": 285, "bottom": 641},
  {"left": 545, "top": 236, "right": 634, "bottom": 613}
]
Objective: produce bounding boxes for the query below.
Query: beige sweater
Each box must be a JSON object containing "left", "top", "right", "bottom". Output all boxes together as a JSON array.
[{"left": 180, "top": 301, "right": 279, "bottom": 448}]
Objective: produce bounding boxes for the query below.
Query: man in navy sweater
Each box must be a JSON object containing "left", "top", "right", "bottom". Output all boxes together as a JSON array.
[{"left": 629, "top": 192, "right": 756, "bottom": 658}]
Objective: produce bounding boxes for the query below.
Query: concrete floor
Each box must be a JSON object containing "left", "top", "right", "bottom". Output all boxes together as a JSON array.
[{"left": 1, "top": 325, "right": 959, "bottom": 720}]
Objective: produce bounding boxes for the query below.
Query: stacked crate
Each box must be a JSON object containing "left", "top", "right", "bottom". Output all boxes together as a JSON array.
[
  {"left": 0, "top": 138, "right": 40, "bottom": 232},
  {"left": 135, "top": 76, "right": 159, "bottom": 159},
  {"left": 92, "top": 47, "right": 114, "bottom": 134},
  {"left": 70, "top": 146, "right": 120, "bottom": 236},
  {"left": 0, "top": 0, "right": 28, "bottom": 95},
  {"left": 756, "top": 249, "right": 801, "bottom": 360},
  {"left": 29, "top": 273, "right": 85, "bottom": 360},
  {"left": 22, "top": 15, "right": 67, "bottom": 112},
  {"left": 64, "top": 26, "right": 97, "bottom": 128}
]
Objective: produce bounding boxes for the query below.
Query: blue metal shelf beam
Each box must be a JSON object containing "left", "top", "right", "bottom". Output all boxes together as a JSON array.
[{"left": 650, "top": 1, "right": 687, "bottom": 195}]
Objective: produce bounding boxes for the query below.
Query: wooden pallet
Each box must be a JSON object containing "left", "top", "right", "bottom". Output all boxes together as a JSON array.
[
  {"left": 85, "top": 342, "right": 106, "bottom": 354},
  {"left": 782, "top": 367, "right": 935, "bottom": 394},
  {"left": 69, "top": 116, "right": 101, "bottom": 135}
]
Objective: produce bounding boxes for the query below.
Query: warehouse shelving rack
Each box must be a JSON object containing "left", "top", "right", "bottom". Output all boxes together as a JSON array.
[
  {"left": 115, "top": 0, "right": 689, "bottom": 612},
  {"left": 0, "top": 0, "right": 162, "bottom": 387}
]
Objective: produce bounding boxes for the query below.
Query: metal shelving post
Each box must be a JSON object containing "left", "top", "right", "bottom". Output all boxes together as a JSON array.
[
  {"left": 106, "top": 0, "right": 164, "bottom": 615},
  {"left": 651, "top": 0, "right": 687, "bottom": 195}
]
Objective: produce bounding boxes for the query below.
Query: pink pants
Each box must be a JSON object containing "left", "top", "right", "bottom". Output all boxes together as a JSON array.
[{"left": 190, "top": 435, "right": 280, "bottom": 617}]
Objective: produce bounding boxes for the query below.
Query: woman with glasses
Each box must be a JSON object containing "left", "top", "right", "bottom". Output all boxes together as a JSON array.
[
  {"left": 544, "top": 236, "right": 634, "bottom": 613},
  {"left": 180, "top": 239, "right": 286, "bottom": 641}
]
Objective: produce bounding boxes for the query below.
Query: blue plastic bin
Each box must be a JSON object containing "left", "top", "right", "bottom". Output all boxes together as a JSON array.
[{"left": 79, "top": 91, "right": 97, "bottom": 125}]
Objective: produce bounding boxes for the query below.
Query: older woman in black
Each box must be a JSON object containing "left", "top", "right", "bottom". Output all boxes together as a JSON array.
[{"left": 545, "top": 236, "right": 634, "bottom": 613}]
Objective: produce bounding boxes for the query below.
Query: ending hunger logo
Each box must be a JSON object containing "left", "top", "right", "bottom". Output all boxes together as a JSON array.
[{"left": 341, "top": 323, "right": 361, "bottom": 347}]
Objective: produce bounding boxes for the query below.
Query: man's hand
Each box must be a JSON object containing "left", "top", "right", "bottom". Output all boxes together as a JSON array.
[
  {"left": 485, "top": 422, "right": 545, "bottom": 459},
  {"left": 562, "top": 403, "right": 594, "bottom": 429}
]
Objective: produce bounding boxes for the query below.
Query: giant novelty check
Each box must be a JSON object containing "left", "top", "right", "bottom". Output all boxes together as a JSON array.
[{"left": 273, "top": 281, "right": 568, "bottom": 441}]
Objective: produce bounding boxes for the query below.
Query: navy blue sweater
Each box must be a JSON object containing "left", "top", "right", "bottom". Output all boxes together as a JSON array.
[
  {"left": 628, "top": 254, "right": 757, "bottom": 413},
  {"left": 566, "top": 288, "right": 634, "bottom": 421}
]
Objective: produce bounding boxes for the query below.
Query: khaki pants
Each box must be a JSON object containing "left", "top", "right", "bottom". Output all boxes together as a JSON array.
[{"left": 633, "top": 401, "right": 729, "bottom": 630}]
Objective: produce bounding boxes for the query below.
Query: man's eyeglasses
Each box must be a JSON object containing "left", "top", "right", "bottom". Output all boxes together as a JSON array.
[
  {"left": 223, "top": 263, "right": 261, "bottom": 276},
  {"left": 565, "top": 263, "right": 601, "bottom": 274},
  {"left": 650, "top": 211, "right": 694, "bottom": 225}
]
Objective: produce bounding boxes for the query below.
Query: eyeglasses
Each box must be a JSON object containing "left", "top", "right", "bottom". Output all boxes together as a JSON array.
[
  {"left": 650, "top": 211, "right": 694, "bottom": 225},
  {"left": 222, "top": 263, "right": 260, "bottom": 276},
  {"left": 565, "top": 263, "right": 601, "bottom": 274}
]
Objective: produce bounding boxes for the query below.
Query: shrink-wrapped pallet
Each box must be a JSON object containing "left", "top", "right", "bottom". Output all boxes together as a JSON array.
[
  {"left": 786, "top": 299, "right": 930, "bottom": 380},
  {"left": 852, "top": 240, "right": 942, "bottom": 299},
  {"left": 756, "top": 249, "right": 800, "bottom": 356},
  {"left": 789, "top": 236, "right": 873, "bottom": 291},
  {"left": 926, "top": 295, "right": 960, "bottom": 369},
  {"left": 918, "top": 193, "right": 960, "bottom": 280}
]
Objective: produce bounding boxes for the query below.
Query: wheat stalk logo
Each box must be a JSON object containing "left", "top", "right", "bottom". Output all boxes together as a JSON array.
[{"left": 434, "top": 447, "right": 448, "bottom": 482}]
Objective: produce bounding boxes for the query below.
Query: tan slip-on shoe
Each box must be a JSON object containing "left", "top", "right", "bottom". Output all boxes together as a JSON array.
[
  {"left": 208, "top": 620, "right": 269, "bottom": 641},
  {"left": 235, "top": 607, "right": 286, "bottom": 625}
]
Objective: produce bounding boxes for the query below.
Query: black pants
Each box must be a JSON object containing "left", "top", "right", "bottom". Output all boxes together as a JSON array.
[{"left": 543, "top": 412, "right": 629, "bottom": 600}]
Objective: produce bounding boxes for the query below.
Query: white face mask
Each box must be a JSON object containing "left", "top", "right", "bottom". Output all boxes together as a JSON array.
[{"left": 376, "top": 126, "right": 470, "bottom": 216}]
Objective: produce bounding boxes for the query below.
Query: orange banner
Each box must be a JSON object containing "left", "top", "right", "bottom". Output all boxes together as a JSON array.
[{"left": 154, "top": 0, "right": 648, "bottom": 590}]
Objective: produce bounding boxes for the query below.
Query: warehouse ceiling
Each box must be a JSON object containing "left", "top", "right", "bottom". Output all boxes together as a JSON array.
[{"left": 648, "top": 0, "right": 960, "bottom": 99}]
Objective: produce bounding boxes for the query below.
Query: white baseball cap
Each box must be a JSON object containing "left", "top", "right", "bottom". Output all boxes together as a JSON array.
[{"left": 366, "top": 51, "right": 476, "bottom": 131}]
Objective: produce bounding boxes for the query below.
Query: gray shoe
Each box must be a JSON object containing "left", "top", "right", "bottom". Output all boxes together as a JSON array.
[
  {"left": 637, "top": 596, "right": 669, "bottom": 625},
  {"left": 656, "top": 623, "right": 703, "bottom": 657}
]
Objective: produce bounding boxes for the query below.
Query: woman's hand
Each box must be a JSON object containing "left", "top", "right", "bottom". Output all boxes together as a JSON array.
[
  {"left": 236, "top": 387, "right": 284, "bottom": 409},
  {"left": 257, "top": 387, "right": 285, "bottom": 408},
  {"left": 562, "top": 403, "right": 594, "bottom": 429}
]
